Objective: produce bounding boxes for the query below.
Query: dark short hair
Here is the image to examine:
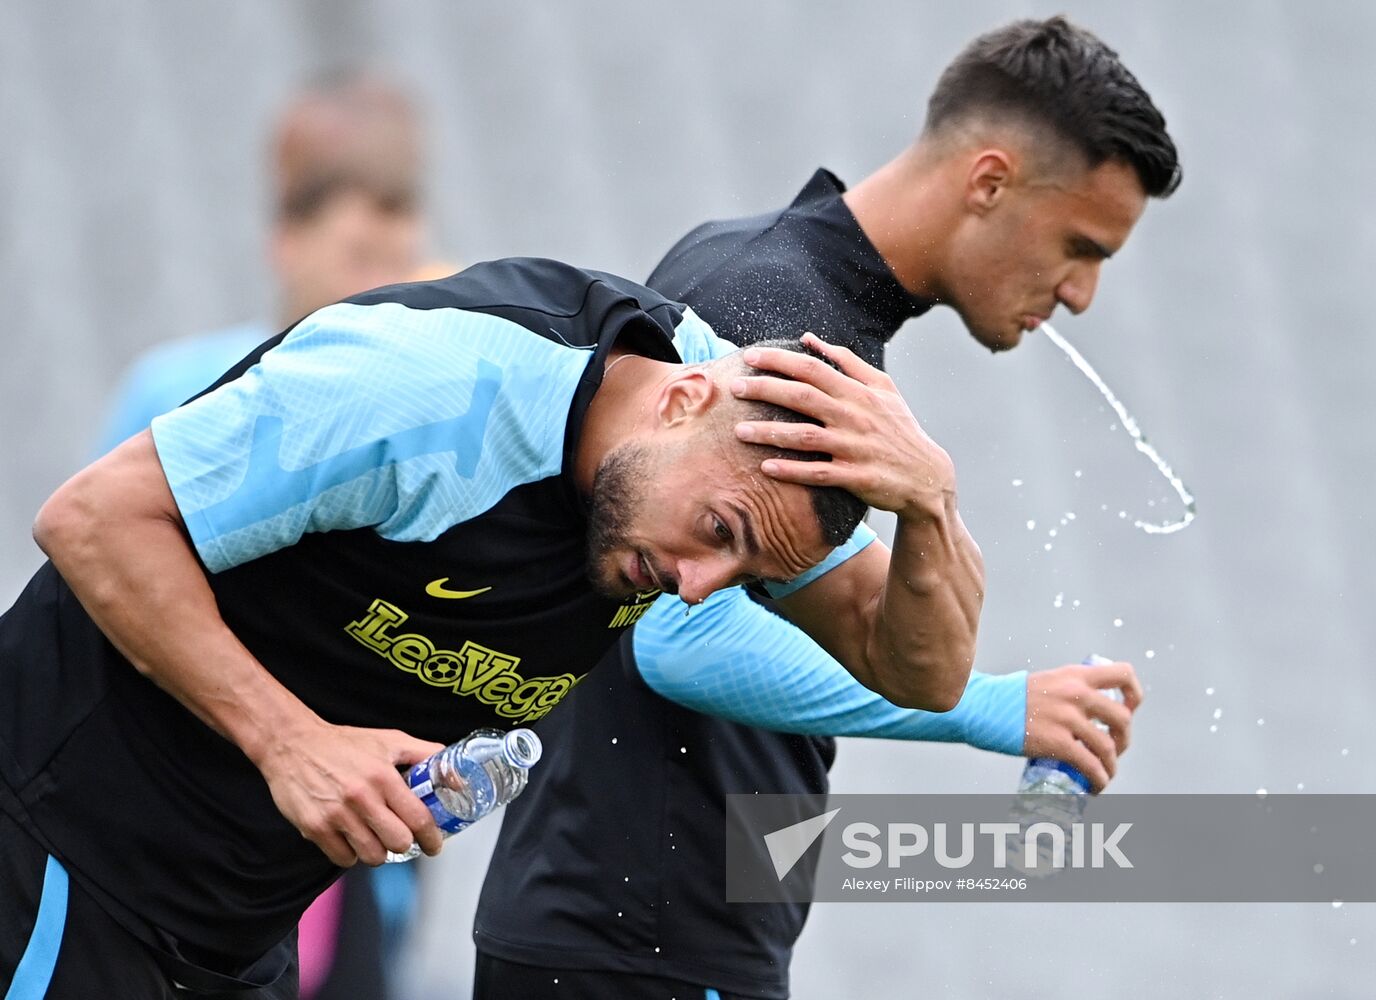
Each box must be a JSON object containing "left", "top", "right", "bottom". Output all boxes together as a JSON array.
[
  {"left": 735, "top": 338, "right": 867, "bottom": 547},
  {"left": 925, "top": 16, "right": 1181, "bottom": 197}
]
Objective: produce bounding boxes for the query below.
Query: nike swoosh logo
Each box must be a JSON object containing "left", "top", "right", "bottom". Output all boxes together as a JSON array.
[{"left": 426, "top": 579, "right": 492, "bottom": 600}]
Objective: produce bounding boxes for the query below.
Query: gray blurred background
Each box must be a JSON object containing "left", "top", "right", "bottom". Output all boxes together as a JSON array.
[{"left": 2, "top": 1, "right": 1373, "bottom": 997}]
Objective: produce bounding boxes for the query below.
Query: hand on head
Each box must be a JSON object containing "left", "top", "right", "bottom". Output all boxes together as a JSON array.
[{"left": 729, "top": 332, "right": 957, "bottom": 520}]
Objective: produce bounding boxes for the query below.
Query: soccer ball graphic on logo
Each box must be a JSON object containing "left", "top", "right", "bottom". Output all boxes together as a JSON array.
[{"left": 421, "top": 651, "right": 462, "bottom": 687}]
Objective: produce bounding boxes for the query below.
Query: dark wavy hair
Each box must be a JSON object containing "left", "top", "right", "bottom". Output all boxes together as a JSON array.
[{"left": 925, "top": 16, "right": 1181, "bottom": 197}]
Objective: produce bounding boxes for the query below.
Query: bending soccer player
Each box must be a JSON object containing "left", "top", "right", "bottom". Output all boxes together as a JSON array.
[{"left": 0, "top": 257, "right": 981, "bottom": 997}]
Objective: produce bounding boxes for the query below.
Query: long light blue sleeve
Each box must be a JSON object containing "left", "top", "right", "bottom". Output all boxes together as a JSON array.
[{"left": 633, "top": 585, "right": 1028, "bottom": 754}]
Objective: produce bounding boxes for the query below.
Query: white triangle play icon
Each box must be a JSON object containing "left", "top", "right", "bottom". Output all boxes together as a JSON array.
[{"left": 763, "top": 808, "right": 842, "bottom": 881}]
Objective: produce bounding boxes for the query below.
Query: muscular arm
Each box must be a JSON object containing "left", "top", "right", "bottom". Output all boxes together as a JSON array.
[
  {"left": 33, "top": 432, "right": 443, "bottom": 866},
  {"left": 742, "top": 335, "right": 984, "bottom": 710}
]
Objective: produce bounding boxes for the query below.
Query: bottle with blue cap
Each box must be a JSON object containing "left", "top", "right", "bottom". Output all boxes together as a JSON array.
[
  {"left": 386, "top": 727, "right": 542, "bottom": 863},
  {"left": 1009, "top": 654, "right": 1125, "bottom": 876},
  {"left": 1017, "top": 653, "right": 1124, "bottom": 800}
]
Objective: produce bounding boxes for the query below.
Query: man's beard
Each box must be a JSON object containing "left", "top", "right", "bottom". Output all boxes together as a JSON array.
[{"left": 585, "top": 440, "right": 650, "bottom": 599}]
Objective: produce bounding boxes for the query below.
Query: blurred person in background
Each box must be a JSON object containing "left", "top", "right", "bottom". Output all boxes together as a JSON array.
[
  {"left": 95, "top": 68, "right": 439, "bottom": 1000},
  {"left": 97, "top": 68, "right": 436, "bottom": 456},
  {"left": 475, "top": 16, "right": 1178, "bottom": 1000}
]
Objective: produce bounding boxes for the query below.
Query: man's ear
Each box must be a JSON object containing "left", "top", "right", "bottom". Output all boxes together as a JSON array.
[
  {"left": 965, "top": 148, "right": 1016, "bottom": 214},
  {"left": 656, "top": 369, "right": 716, "bottom": 428}
]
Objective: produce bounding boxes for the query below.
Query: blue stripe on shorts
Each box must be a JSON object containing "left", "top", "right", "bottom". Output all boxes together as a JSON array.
[{"left": 5, "top": 855, "right": 69, "bottom": 999}]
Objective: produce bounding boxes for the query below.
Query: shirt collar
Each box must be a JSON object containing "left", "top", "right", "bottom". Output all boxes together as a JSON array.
[{"left": 786, "top": 168, "right": 934, "bottom": 333}]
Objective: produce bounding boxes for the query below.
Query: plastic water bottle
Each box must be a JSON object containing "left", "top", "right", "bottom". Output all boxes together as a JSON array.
[
  {"left": 1011, "top": 655, "right": 1123, "bottom": 874},
  {"left": 385, "top": 727, "right": 542, "bottom": 863}
]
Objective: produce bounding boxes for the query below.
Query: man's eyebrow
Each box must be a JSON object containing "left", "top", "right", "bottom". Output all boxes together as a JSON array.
[
  {"left": 1071, "top": 234, "right": 1115, "bottom": 260},
  {"left": 727, "top": 502, "right": 761, "bottom": 557}
]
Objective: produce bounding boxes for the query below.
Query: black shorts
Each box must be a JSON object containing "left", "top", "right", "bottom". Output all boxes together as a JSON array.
[
  {"left": 472, "top": 952, "right": 757, "bottom": 1000},
  {"left": 0, "top": 812, "right": 298, "bottom": 999}
]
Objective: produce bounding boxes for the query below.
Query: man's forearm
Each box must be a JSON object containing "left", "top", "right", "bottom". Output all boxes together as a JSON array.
[
  {"left": 775, "top": 513, "right": 982, "bottom": 711},
  {"left": 32, "top": 435, "right": 319, "bottom": 768},
  {"left": 868, "top": 492, "right": 984, "bottom": 710},
  {"left": 729, "top": 336, "right": 984, "bottom": 711}
]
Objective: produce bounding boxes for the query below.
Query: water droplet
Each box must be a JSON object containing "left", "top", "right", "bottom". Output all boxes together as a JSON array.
[
  {"left": 679, "top": 746, "right": 687, "bottom": 753},
  {"left": 1118, "top": 510, "right": 1128, "bottom": 519},
  {"left": 1256, "top": 718, "right": 1265, "bottom": 727},
  {"left": 1026, "top": 519, "right": 1037, "bottom": 530},
  {"left": 1145, "top": 650, "right": 1156, "bottom": 659},
  {"left": 624, "top": 876, "right": 630, "bottom": 882},
  {"left": 655, "top": 947, "right": 661, "bottom": 953},
  {"left": 1074, "top": 470, "right": 1083, "bottom": 478},
  {"left": 1205, "top": 687, "right": 1215, "bottom": 696},
  {"left": 611, "top": 737, "right": 618, "bottom": 745},
  {"left": 1297, "top": 783, "right": 1305, "bottom": 791},
  {"left": 1048, "top": 528, "right": 1058, "bottom": 538},
  {"left": 1113, "top": 618, "right": 1124, "bottom": 628},
  {"left": 617, "top": 911, "right": 623, "bottom": 917},
  {"left": 1043, "top": 543, "right": 1053, "bottom": 551},
  {"left": 1213, "top": 708, "right": 1223, "bottom": 720}
]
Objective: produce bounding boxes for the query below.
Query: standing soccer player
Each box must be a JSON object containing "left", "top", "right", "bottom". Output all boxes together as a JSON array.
[{"left": 476, "top": 17, "right": 1177, "bottom": 999}]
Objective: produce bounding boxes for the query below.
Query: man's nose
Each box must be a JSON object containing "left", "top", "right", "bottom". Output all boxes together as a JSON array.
[
  {"left": 1056, "top": 262, "right": 1101, "bottom": 316},
  {"left": 675, "top": 557, "right": 741, "bottom": 606}
]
